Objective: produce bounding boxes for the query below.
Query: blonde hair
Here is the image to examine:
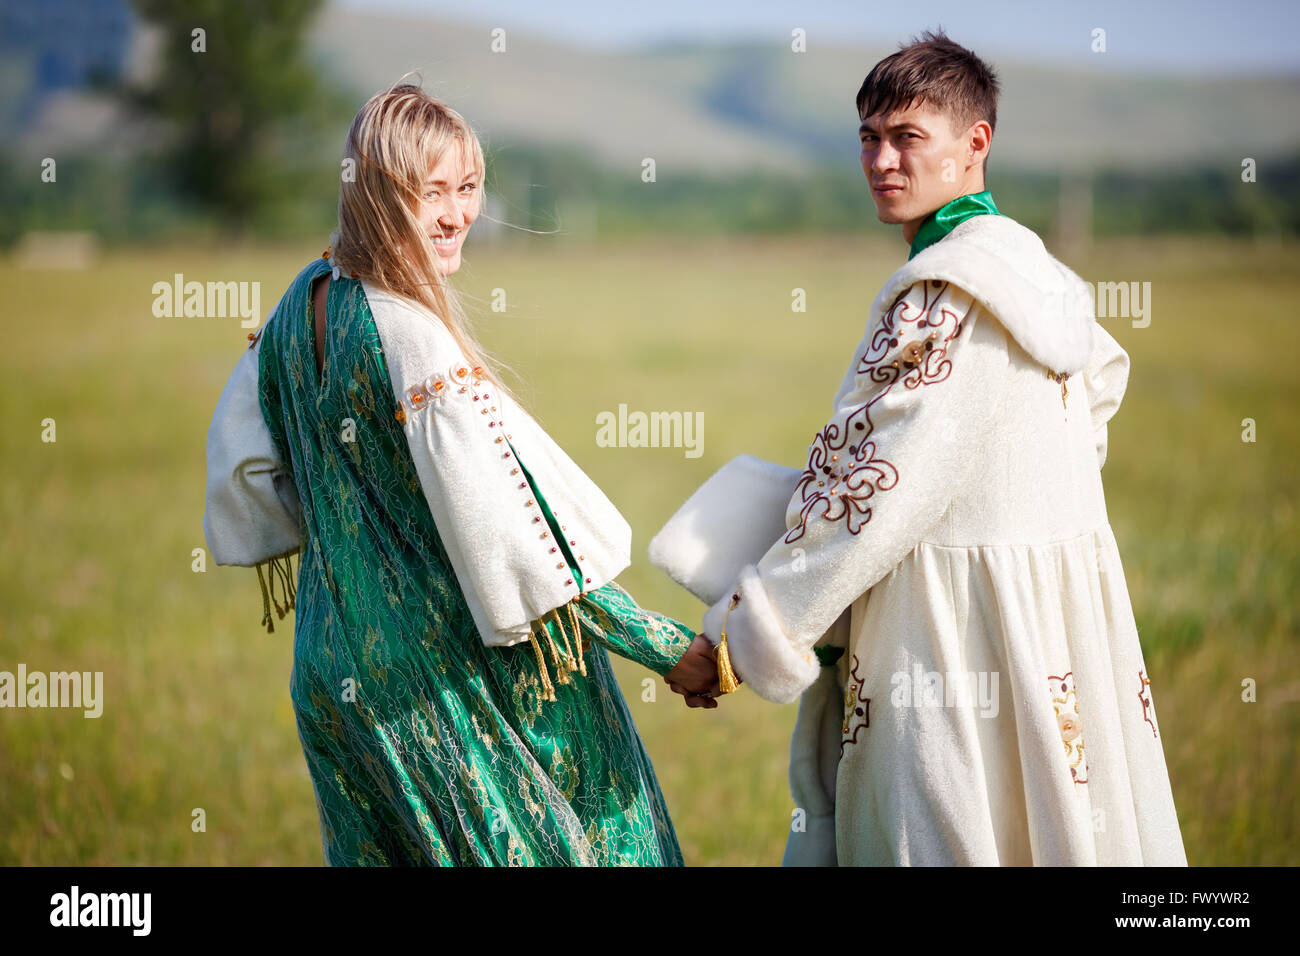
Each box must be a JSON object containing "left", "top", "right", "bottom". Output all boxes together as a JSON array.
[{"left": 330, "top": 81, "right": 514, "bottom": 399}]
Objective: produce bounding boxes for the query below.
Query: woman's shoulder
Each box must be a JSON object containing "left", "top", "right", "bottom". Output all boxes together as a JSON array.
[
  {"left": 358, "top": 281, "right": 460, "bottom": 361},
  {"left": 285, "top": 255, "right": 333, "bottom": 301},
  {"left": 262, "top": 256, "right": 332, "bottom": 332}
]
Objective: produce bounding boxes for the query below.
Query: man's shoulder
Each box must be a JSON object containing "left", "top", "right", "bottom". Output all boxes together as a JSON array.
[
  {"left": 948, "top": 210, "right": 1045, "bottom": 250},
  {"left": 909, "top": 213, "right": 1051, "bottom": 281},
  {"left": 874, "top": 214, "right": 1095, "bottom": 375}
]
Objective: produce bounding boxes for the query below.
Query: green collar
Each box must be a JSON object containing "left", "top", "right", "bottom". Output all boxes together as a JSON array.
[{"left": 908, "top": 190, "right": 1000, "bottom": 260}]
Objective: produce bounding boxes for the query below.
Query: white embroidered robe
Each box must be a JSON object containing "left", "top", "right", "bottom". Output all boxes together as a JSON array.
[{"left": 700, "top": 214, "right": 1188, "bottom": 866}]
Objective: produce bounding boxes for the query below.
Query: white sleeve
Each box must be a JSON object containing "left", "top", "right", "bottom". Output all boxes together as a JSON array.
[
  {"left": 1082, "top": 323, "right": 1129, "bottom": 470},
  {"left": 368, "top": 289, "right": 556, "bottom": 646},
  {"left": 702, "top": 280, "right": 1010, "bottom": 703},
  {"left": 202, "top": 336, "right": 302, "bottom": 567}
]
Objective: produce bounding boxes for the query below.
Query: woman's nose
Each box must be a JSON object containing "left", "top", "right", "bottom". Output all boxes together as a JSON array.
[{"left": 439, "top": 200, "right": 465, "bottom": 230}]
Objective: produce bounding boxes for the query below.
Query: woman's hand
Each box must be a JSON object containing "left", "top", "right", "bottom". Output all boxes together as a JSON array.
[{"left": 665, "top": 634, "right": 722, "bottom": 708}]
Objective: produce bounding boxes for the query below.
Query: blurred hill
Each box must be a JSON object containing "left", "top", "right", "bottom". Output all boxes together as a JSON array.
[
  {"left": 1, "top": 1, "right": 1297, "bottom": 244},
  {"left": 309, "top": 6, "right": 1300, "bottom": 173},
  {"left": 7, "top": 3, "right": 1299, "bottom": 173}
]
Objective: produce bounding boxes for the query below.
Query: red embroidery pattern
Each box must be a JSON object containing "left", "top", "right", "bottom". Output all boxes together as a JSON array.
[
  {"left": 1049, "top": 671, "right": 1089, "bottom": 785},
  {"left": 1139, "top": 669, "right": 1158, "bottom": 738},
  {"left": 785, "top": 280, "right": 963, "bottom": 544},
  {"left": 841, "top": 654, "right": 870, "bottom": 751}
]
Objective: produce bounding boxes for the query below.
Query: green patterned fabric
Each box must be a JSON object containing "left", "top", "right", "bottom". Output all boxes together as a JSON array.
[{"left": 255, "top": 256, "right": 696, "bottom": 866}]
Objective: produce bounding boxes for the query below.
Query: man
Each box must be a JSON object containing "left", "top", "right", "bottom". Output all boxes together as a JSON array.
[{"left": 682, "top": 30, "right": 1187, "bottom": 865}]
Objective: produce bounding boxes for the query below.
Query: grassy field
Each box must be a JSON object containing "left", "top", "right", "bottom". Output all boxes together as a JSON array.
[{"left": 0, "top": 232, "right": 1296, "bottom": 865}]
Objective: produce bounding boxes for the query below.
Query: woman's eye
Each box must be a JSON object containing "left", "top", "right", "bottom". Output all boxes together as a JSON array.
[{"left": 460, "top": 183, "right": 477, "bottom": 194}]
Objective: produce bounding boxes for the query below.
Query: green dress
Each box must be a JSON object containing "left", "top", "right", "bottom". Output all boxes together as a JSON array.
[{"left": 255, "top": 256, "right": 695, "bottom": 866}]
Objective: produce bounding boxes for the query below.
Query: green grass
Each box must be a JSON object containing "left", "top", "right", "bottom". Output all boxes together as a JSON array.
[{"left": 0, "top": 233, "right": 1296, "bottom": 865}]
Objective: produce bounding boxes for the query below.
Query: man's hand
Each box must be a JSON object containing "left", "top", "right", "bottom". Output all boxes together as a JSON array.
[{"left": 665, "top": 634, "right": 721, "bottom": 709}]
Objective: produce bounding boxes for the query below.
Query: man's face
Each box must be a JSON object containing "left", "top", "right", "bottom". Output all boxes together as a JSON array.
[{"left": 859, "top": 99, "right": 987, "bottom": 243}]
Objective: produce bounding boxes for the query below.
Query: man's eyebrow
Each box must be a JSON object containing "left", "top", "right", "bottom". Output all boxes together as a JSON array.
[{"left": 858, "top": 120, "right": 923, "bottom": 135}]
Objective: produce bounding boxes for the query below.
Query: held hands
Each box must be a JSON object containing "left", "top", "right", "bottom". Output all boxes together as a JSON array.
[{"left": 664, "top": 633, "right": 740, "bottom": 709}]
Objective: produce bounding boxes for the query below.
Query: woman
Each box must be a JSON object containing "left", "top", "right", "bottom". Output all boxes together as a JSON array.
[{"left": 203, "top": 83, "right": 720, "bottom": 866}]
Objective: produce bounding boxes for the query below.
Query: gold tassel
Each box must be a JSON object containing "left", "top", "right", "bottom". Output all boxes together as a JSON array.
[
  {"left": 529, "top": 623, "right": 557, "bottom": 701},
  {"left": 549, "top": 608, "right": 578, "bottom": 674},
  {"left": 521, "top": 602, "right": 594, "bottom": 704},
  {"left": 716, "top": 593, "right": 742, "bottom": 695},
  {"left": 566, "top": 599, "right": 587, "bottom": 676},
  {"left": 543, "top": 614, "right": 573, "bottom": 685}
]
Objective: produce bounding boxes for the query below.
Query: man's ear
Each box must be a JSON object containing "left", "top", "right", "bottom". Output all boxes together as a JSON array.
[{"left": 968, "top": 120, "right": 993, "bottom": 168}]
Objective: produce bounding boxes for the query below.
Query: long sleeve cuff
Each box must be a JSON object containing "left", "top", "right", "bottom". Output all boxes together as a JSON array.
[
  {"left": 576, "top": 580, "right": 695, "bottom": 677},
  {"left": 701, "top": 564, "right": 820, "bottom": 704}
]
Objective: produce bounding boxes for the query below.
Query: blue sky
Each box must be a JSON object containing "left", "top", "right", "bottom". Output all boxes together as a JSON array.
[{"left": 342, "top": 0, "right": 1300, "bottom": 74}]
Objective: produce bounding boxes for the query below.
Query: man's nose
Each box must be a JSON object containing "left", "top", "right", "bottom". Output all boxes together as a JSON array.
[{"left": 871, "top": 143, "right": 899, "bottom": 172}]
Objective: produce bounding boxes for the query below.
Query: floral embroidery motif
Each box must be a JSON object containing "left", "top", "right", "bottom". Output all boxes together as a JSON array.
[
  {"left": 395, "top": 363, "right": 487, "bottom": 424},
  {"left": 1049, "top": 671, "right": 1089, "bottom": 785},
  {"left": 841, "top": 654, "right": 870, "bottom": 751},
  {"left": 786, "top": 281, "right": 963, "bottom": 543},
  {"left": 1139, "top": 669, "right": 1158, "bottom": 738}
]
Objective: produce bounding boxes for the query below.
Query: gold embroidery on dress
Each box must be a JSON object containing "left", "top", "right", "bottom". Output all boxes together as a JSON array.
[{"left": 550, "top": 743, "right": 579, "bottom": 801}]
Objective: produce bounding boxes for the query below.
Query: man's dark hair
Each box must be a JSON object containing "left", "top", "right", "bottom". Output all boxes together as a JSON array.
[{"left": 855, "top": 29, "right": 1000, "bottom": 156}]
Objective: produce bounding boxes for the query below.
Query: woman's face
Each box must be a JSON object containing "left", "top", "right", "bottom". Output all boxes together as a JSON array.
[{"left": 415, "top": 146, "right": 481, "bottom": 276}]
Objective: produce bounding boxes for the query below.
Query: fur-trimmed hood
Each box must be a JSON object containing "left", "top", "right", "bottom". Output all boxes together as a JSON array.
[{"left": 873, "top": 213, "right": 1096, "bottom": 374}]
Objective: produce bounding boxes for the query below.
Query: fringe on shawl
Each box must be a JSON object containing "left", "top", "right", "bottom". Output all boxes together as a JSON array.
[
  {"left": 527, "top": 597, "right": 588, "bottom": 702},
  {"left": 254, "top": 548, "right": 300, "bottom": 633}
]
